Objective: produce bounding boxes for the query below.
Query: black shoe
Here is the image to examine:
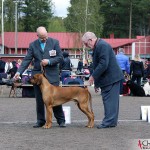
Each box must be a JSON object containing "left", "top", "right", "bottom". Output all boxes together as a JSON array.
[
  {"left": 33, "top": 123, "right": 45, "bottom": 128},
  {"left": 97, "top": 124, "right": 116, "bottom": 129},
  {"left": 59, "top": 122, "right": 66, "bottom": 128}
]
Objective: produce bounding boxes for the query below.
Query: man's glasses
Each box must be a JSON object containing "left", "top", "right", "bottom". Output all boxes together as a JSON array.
[
  {"left": 83, "top": 39, "right": 91, "bottom": 47},
  {"left": 37, "top": 35, "right": 47, "bottom": 42}
]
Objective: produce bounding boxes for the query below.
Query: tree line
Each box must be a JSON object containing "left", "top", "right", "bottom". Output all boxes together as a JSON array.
[{"left": 0, "top": 0, "right": 149, "bottom": 38}]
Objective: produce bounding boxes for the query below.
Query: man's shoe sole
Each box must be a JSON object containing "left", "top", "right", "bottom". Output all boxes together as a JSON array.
[
  {"left": 97, "top": 125, "right": 116, "bottom": 129},
  {"left": 33, "top": 123, "right": 45, "bottom": 128},
  {"left": 59, "top": 123, "right": 66, "bottom": 128}
]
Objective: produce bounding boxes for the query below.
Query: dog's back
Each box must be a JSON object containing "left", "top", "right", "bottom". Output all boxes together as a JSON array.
[{"left": 126, "top": 80, "right": 145, "bottom": 97}]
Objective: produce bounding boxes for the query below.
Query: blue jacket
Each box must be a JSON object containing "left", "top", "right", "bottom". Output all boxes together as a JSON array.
[
  {"left": 92, "top": 39, "right": 124, "bottom": 88},
  {"left": 116, "top": 52, "right": 130, "bottom": 74}
]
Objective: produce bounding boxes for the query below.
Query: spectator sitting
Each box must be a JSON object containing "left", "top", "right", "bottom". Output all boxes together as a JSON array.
[
  {"left": 143, "top": 63, "right": 150, "bottom": 81},
  {"left": 5, "top": 59, "right": 13, "bottom": 74},
  {"left": 8, "top": 61, "right": 18, "bottom": 78},
  {"left": 60, "top": 51, "right": 72, "bottom": 84},
  {"left": 77, "top": 58, "right": 83, "bottom": 73},
  {"left": 16, "top": 59, "right": 22, "bottom": 69},
  {"left": 0, "top": 58, "right": 6, "bottom": 73}
]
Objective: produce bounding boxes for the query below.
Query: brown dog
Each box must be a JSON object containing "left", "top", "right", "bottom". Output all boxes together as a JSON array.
[
  {"left": 9, "top": 82, "right": 23, "bottom": 97},
  {"left": 30, "top": 73, "right": 94, "bottom": 129}
]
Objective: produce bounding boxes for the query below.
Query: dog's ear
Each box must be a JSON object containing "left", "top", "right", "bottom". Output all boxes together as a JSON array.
[{"left": 36, "top": 75, "right": 42, "bottom": 85}]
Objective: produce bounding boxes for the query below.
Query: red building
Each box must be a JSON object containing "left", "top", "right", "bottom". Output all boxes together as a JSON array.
[{"left": 0, "top": 32, "right": 150, "bottom": 62}]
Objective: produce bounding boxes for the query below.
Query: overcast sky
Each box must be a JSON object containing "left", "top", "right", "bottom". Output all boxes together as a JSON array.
[{"left": 52, "top": 0, "right": 70, "bottom": 18}]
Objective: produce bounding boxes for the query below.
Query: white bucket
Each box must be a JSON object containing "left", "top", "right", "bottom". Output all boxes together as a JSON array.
[
  {"left": 140, "top": 106, "right": 148, "bottom": 121},
  {"left": 63, "top": 106, "right": 71, "bottom": 124}
]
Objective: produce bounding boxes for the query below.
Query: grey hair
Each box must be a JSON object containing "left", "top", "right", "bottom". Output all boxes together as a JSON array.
[
  {"left": 82, "top": 32, "right": 97, "bottom": 42},
  {"left": 118, "top": 48, "right": 124, "bottom": 53}
]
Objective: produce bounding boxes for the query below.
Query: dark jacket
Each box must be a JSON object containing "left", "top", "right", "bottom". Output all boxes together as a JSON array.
[
  {"left": 0, "top": 60, "right": 6, "bottom": 73},
  {"left": 60, "top": 52, "right": 72, "bottom": 71},
  {"left": 147, "top": 64, "right": 150, "bottom": 78},
  {"left": 77, "top": 61, "right": 83, "bottom": 71},
  {"left": 92, "top": 39, "right": 124, "bottom": 88},
  {"left": 130, "top": 60, "right": 144, "bottom": 77},
  {"left": 18, "top": 37, "right": 63, "bottom": 84}
]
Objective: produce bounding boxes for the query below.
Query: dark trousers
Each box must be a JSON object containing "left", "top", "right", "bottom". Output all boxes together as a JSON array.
[
  {"left": 33, "top": 84, "right": 65, "bottom": 125},
  {"left": 131, "top": 75, "right": 141, "bottom": 86},
  {"left": 119, "top": 70, "right": 126, "bottom": 94},
  {"left": 61, "top": 71, "right": 71, "bottom": 84},
  {"left": 120, "top": 79, "right": 125, "bottom": 94},
  {"left": 101, "top": 81, "right": 120, "bottom": 126}
]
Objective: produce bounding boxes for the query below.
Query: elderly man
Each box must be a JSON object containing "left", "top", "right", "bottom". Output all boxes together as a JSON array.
[
  {"left": 14, "top": 26, "right": 66, "bottom": 128},
  {"left": 82, "top": 32, "right": 124, "bottom": 129}
]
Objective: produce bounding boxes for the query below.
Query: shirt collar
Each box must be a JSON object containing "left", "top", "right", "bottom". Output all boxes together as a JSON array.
[
  {"left": 93, "top": 38, "right": 100, "bottom": 49},
  {"left": 38, "top": 39, "right": 47, "bottom": 44}
]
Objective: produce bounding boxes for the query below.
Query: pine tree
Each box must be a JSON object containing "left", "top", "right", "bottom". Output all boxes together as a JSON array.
[
  {"left": 22, "top": 0, "right": 53, "bottom": 31},
  {"left": 64, "top": 0, "right": 104, "bottom": 37}
]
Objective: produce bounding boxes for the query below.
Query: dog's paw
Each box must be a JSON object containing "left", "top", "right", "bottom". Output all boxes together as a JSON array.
[
  {"left": 85, "top": 125, "right": 94, "bottom": 128},
  {"left": 43, "top": 124, "right": 52, "bottom": 129}
]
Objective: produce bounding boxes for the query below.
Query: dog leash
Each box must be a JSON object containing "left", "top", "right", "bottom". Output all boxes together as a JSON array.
[{"left": 40, "top": 62, "right": 47, "bottom": 78}]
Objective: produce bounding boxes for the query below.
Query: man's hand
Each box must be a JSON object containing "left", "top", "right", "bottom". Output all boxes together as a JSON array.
[
  {"left": 41, "top": 59, "right": 49, "bottom": 66},
  {"left": 88, "top": 75, "right": 94, "bottom": 85}
]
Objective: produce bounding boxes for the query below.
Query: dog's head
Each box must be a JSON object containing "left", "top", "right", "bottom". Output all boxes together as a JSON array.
[{"left": 30, "top": 74, "right": 43, "bottom": 85}]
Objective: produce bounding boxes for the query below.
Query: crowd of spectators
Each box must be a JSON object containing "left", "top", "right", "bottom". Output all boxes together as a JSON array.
[{"left": 0, "top": 58, "right": 22, "bottom": 79}]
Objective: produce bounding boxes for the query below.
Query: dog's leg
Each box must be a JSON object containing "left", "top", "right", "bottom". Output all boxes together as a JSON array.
[
  {"left": 77, "top": 101, "right": 94, "bottom": 128},
  {"left": 0, "top": 85, "right": 3, "bottom": 95},
  {"left": 13, "top": 87, "right": 17, "bottom": 97},
  {"left": 9, "top": 86, "right": 13, "bottom": 97},
  {"left": 11, "top": 86, "right": 16, "bottom": 98},
  {"left": 43, "top": 104, "right": 53, "bottom": 129},
  {"left": 0, "top": 85, "right": 4, "bottom": 95}
]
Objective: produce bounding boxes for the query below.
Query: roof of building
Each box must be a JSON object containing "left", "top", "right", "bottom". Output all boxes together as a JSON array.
[{"left": 0, "top": 32, "right": 146, "bottom": 49}]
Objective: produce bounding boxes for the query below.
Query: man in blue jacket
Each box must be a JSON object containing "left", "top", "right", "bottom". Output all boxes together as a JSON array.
[
  {"left": 14, "top": 26, "right": 66, "bottom": 128},
  {"left": 116, "top": 48, "right": 130, "bottom": 94},
  {"left": 82, "top": 32, "right": 124, "bottom": 129}
]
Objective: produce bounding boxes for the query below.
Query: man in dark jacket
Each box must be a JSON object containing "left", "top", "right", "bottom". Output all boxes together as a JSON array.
[
  {"left": 82, "top": 32, "right": 124, "bottom": 129},
  {"left": 14, "top": 26, "right": 66, "bottom": 128},
  {"left": 60, "top": 51, "right": 72, "bottom": 83},
  {"left": 77, "top": 58, "right": 83, "bottom": 72}
]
